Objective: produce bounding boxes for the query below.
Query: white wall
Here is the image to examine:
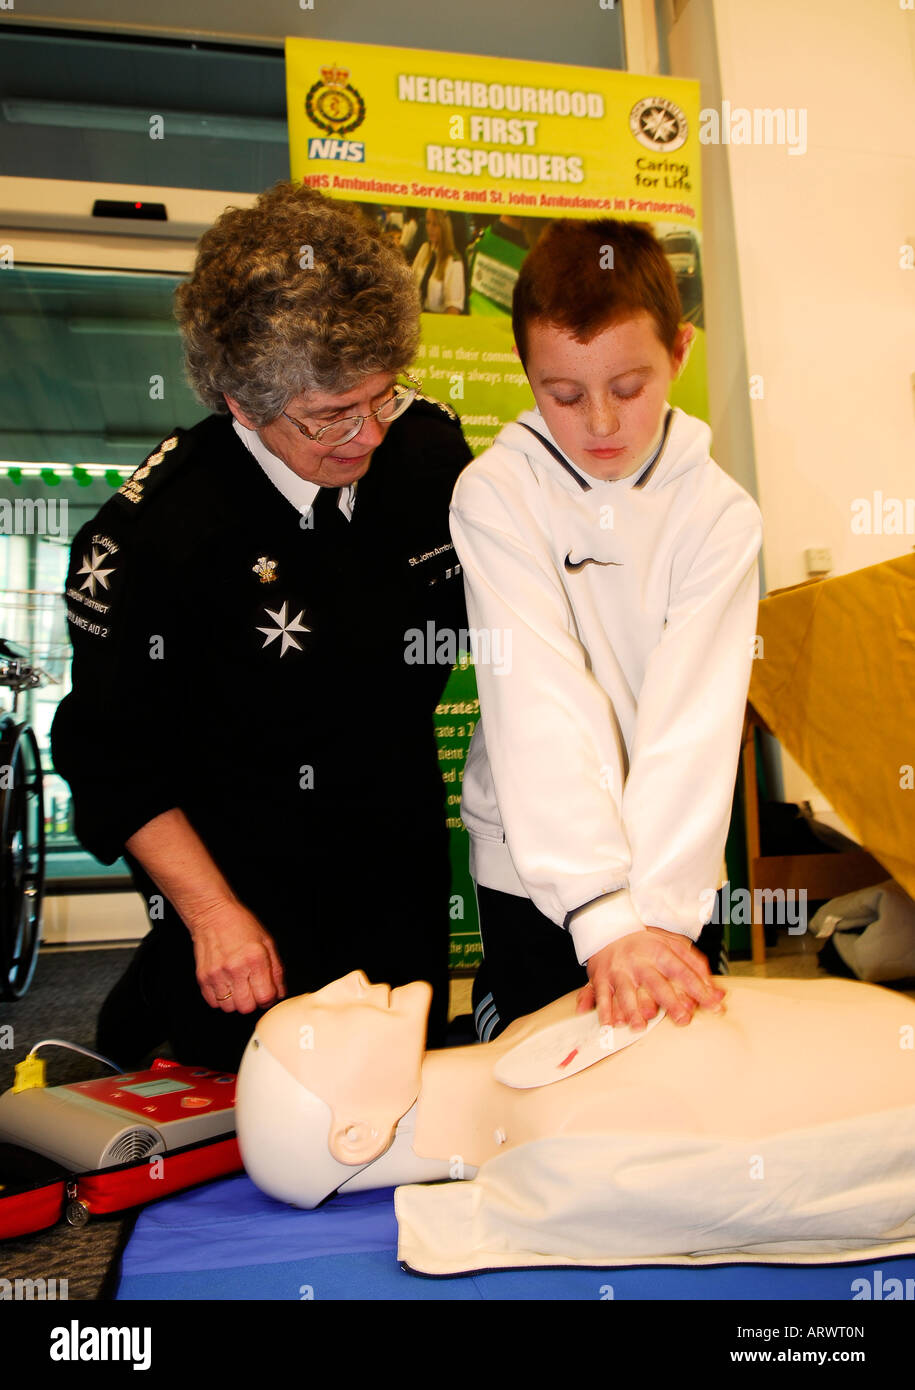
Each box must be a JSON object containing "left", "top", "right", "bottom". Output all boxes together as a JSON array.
[
  {"left": 670, "top": 0, "right": 915, "bottom": 591},
  {"left": 42, "top": 892, "right": 150, "bottom": 946},
  {"left": 665, "top": 0, "right": 915, "bottom": 820}
]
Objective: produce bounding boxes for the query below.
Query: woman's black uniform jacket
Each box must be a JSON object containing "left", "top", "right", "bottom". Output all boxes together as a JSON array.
[{"left": 51, "top": 397, "right": 473, "bottom": 1063}]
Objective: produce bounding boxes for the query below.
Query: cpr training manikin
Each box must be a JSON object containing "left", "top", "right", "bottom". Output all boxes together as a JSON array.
[{"left": 235, "top": 971, "right": 915, "bottom": 1275}]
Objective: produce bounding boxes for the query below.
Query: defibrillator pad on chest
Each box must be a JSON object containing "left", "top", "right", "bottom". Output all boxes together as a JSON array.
[{"left": 493, "top": 1008, "right": 665, "bottom": 1089}]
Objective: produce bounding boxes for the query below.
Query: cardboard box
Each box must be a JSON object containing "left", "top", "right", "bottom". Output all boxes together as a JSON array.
[{"left": 749, "top": 553, "right": 915, "bottom": 899}]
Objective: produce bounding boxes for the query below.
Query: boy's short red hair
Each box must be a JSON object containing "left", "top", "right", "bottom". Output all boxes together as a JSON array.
[{"left": 512, "top": 218, "right": 683, "bottom": 366}]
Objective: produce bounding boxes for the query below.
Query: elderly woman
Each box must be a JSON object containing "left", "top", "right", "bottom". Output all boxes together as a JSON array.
[{"left": 51, "top": 182, "right": 472, "bottom": 1070}]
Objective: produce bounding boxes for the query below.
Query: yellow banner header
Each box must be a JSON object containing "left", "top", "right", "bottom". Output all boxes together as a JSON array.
[{"left": 286, "top": 37, "right": 702, "bottom": 226}]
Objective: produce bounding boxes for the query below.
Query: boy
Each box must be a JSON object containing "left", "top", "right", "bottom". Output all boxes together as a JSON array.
[{"left": 449, "top": 219, "right": 763, "bottom": 1040}]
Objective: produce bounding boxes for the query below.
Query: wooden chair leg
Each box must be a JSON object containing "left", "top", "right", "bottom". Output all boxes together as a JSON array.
[{"left": 741, "top": 711, "right": 766, "bottom": 963}]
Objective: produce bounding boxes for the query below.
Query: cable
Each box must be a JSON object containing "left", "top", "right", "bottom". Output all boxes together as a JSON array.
[{"left": 27, "top": 1039, "right": 124, "bottom": 1073}]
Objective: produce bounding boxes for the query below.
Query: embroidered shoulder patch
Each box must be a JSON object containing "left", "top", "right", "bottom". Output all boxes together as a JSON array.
[
  {"left": 117, "top": 432, "right": 182, "bottom": 506},
  {"left": 414, "top": 392, "right": 459, "bottom": 423}
]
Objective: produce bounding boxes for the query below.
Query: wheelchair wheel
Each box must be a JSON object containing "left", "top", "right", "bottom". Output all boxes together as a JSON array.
[{"left": 0, "top": 715, "right": 45, "bottom": 999}]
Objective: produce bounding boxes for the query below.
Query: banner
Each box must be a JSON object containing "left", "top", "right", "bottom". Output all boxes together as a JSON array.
[
  {"left": 286, "top": 41, "right": 702, "bottom": 223},
  {"left": 286, "top": 37, "right": 708, "bottom": 968}
]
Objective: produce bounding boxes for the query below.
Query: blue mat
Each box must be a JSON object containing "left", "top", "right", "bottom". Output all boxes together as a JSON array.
[{"left": 115, "top": 1175, "right": 915, "bottom": 1300}]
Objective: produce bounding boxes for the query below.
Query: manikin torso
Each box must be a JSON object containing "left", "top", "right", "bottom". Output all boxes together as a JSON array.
[
  {"left": 336, "top": 975, "right": 915, "bottom": 1187},
  {"left": 238, "top": 972, "right": 915, "bottom": 1269}
]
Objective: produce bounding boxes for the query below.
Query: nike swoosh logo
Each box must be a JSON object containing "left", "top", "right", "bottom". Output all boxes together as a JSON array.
[{"left": 564, "top": 552, "right": 622, "bottom": 573}]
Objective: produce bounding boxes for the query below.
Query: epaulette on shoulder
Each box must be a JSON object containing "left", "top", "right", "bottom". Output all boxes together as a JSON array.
[
  {"left": 411, "top": 391, "right": 461, "bottom": 425},
  {"left": 113, "top": 429, "right": 189, "bottom": 514}
]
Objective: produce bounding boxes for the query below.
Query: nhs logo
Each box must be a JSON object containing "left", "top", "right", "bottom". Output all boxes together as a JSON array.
[{"left": 307, "top": 138, "right": 365, "bottom": 163}]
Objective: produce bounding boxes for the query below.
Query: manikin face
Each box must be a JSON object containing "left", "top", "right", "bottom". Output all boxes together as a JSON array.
[
  {"left": 257, "top": 971, "right": 432, "bottom": 1165},
  {"left": 224, "top": 369, "right": 397, "bottom": 489},
  {"left": 524, "top": 312, "right": 693, "bottom": 482}
]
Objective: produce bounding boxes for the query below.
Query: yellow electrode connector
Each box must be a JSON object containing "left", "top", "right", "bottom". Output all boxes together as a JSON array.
[{"left": 12, "top": 1054, "right": 47, "bottom": 1093}]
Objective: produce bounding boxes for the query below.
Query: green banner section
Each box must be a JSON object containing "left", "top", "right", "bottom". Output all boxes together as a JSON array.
[
  {"left": 434, "top": 658, "right": 481, "bottom": 971},
  {"left": 413, "top": 314, "right": 532, "bottom": 452}
]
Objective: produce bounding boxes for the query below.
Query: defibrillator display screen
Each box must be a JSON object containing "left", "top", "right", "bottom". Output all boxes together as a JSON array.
[{"left": 119, "top": 1079, "right": 193, "bottom": 1098}]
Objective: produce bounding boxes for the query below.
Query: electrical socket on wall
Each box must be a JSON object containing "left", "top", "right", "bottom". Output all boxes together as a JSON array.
[{"left": 805, "top": 547, "right": 832, "bottom": 576}]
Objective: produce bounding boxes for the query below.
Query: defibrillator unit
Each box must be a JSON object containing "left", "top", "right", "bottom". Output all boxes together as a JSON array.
[
  {"left": 0, "top": 1058, "right": 241, "bottom": 1238},
  {"left": 0, "top": 1059, "right": 235, "bottom": 1169}
]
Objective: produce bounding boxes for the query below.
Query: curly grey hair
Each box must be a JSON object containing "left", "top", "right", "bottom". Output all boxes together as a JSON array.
[{"left": 175, "top": 182, "right": 421, "bottom": 425}]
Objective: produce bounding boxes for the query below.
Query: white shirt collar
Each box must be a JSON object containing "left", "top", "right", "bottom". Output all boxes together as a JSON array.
[{"left": 231, "top": 419, "right": 355, "bottom": 520}]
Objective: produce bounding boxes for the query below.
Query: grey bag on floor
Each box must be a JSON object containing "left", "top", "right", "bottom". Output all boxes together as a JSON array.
[{"left": 813, "top": 880, "right": 915, "bottom": 983}]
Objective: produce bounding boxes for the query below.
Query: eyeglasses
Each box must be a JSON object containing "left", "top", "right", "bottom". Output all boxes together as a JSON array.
[{"left": 281, "top": 373, "right": 420, "bottom": 447}]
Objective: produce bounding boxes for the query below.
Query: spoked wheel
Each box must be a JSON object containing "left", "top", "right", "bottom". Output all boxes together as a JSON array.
[{"left": 0, "top": 715, "right": 45, "bottom": 999}]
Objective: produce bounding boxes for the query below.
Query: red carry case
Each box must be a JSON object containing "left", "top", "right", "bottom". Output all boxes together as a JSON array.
[
  {"left": 0, "top": 1143, "right": 68, "bottom": 1239},
  {"left": 63, "top": 1132, "right": 242, "bottom": 1226}
]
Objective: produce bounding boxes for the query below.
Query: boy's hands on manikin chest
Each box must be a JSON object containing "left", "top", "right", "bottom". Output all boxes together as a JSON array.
[{"left": 577, "top": 927, "right": 726, "bottom": 1031}]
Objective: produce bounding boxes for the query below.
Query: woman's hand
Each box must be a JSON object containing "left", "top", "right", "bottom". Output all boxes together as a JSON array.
[
  {"left": 125, "top": 808, "right": 286, "bottom": 1014},
  {"left": 188, "top": 900, "right": 286, "bottom": 1014}
]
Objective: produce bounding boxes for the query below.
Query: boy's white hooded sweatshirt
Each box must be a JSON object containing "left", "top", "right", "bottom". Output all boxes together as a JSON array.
[{"left": 449, "top": 405, "right": 763, "bottom": 964}]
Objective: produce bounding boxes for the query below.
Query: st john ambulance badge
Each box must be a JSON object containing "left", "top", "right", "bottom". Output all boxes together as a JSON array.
[
  {"left": 76, "top": 545, "right": 116, "bottom": 597},
  {"left": 257, "top": 601, "right": 311, "bottom": 657},
  {"left": 629, "top": 97, "right": 688, "bottom": 153}
]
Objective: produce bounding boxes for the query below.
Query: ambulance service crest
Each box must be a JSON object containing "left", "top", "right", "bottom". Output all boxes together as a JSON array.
[{"left": 305, "top": 64, "right": 366, "bottom": 135}]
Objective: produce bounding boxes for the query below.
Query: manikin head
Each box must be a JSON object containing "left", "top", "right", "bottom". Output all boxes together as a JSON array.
[{"left": 236, "top": 971, "right": 431, "bottom": 1208}]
